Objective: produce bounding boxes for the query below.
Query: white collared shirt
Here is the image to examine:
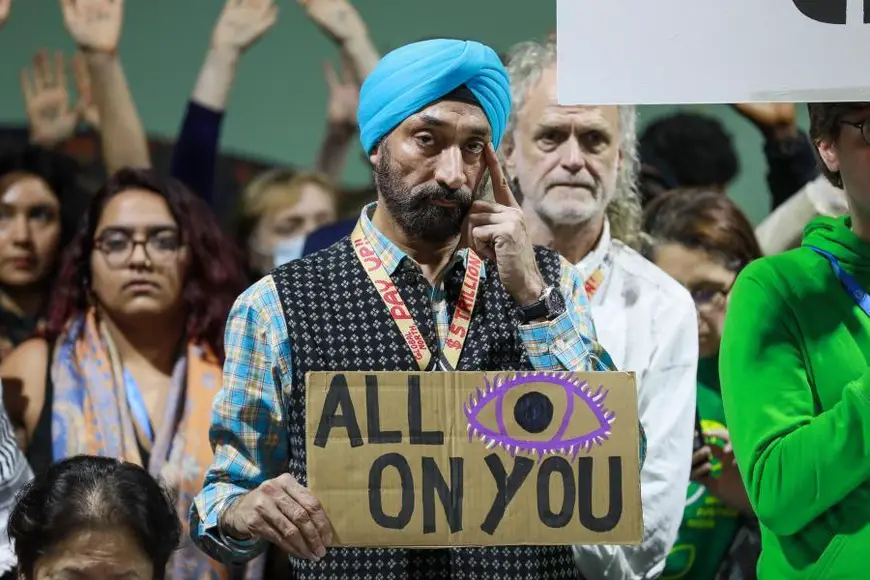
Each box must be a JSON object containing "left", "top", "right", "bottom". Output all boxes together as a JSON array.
[{"left": 572, "top": 221, "right": 699, "bottom": 580}]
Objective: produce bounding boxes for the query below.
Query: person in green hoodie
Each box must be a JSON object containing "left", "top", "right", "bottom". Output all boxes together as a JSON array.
[
  {"left": 642, "top": 188, "right": 759, "bottom": 579},
  {"left": 719, "top": 102, "right": 870, "bottom": 579}
]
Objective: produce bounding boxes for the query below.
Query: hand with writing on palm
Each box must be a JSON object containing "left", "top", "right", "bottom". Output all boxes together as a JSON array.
[
  {"left": 60, "top": 0, "right": 123, "bottom": 54},
  {"left": 21, "top": 50, "right": 80, "bottom": 148},
  {"left": 212, "top": 0, "right": 278, "bottom": 54},
  {"left": 297, "top": 0, "right": 365, "bottom": 44}
]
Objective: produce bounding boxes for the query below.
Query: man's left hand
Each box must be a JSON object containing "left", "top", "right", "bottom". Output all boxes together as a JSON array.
[{"left": 462, "top": 143, "right": 546, "bottom": 307}]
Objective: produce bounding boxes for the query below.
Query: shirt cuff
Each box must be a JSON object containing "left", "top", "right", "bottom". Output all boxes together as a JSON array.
[
  {"left": 187, "top": 99, "right": 227, "bottom": 123},
  {"left": 216, "top": 496, "right": 261, "bottom": 550},
  {"left": 518, "top": 310, "right": 591, "bottom": 370},
  {"left": 193, "top": 492, "right": 265, "bottom": 564}
]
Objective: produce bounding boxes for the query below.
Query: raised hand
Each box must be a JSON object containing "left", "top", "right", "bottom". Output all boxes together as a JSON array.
[
  {"left": 324, "top": 56, "right": 358, "bottom": 129},
  {"left": 59, "top": 0, "right": 123, "bottom": 54},
  {"left": 297, "top": 0, "right": 365, "bottom": 44},
  {"left": 21, "top": 50, "right": 79, "bottom": 148},
  {"left": 72, "top": 52, "right": 99, "bottom": 128},
  {"left": 212, "top": 0, "right": 278, "bottom": 54},
  {"left": 462, "top": 143, "right": 546, "bottom": 307},
  {"left": 732, "top": 103, "right": 797, "bottom": 139},
  {"left": 0, "top": 0, "right": 11, "bottom": 29}
]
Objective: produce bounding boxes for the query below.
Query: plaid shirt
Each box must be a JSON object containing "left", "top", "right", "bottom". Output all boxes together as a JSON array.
[{"left": 190, "top": 204, "right": 615, "bottom": 563}]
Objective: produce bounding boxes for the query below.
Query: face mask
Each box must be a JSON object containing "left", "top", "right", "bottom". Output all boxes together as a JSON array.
[{"left": 272, "top": 235, "right": 307, "bottom": 268}]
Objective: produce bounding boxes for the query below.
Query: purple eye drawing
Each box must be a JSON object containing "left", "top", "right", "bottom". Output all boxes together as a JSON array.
[{"left": 464, "top": 372, "right": 615, "bottom": 462}]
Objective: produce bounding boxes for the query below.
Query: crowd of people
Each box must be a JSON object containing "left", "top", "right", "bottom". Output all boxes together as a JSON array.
[{"left": 0, "top": 0, "right": 864, "bottom": 579}]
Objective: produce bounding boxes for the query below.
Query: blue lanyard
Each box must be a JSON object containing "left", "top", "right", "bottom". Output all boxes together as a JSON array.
[
  {"left": 809, "top": 246, "right": 870, "bottom": 317},
  {"left": 123, "top": 369, "right": 154, "bottom": 443}
]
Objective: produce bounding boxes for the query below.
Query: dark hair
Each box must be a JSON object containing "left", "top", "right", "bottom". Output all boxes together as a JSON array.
[
  {"left": 639, "top": 112, "right": 740, "bottom": 204},
  {"left": 44, "top": 168, "right": 247, "bottom": 359},
  {"left": 642, "top": 188, "right": 763, "bottom": 270},
  {"left": 8, "top": 455, "right": 181, "bottom": 580},
  {"left": 808, "top": 102, "right": 870, "bottom": 187}
]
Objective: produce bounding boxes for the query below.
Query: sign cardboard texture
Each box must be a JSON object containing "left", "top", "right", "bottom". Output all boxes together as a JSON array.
[
  {"left": 557, "top": 0, "right": 870, "bottom": 105},
  {"left": 306, "top": 371, "right": 642, "bottom": 548}
]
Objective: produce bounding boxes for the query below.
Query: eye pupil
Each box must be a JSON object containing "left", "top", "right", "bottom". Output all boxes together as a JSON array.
[{"left": 514, "top": 391, "right": 554, "bottom": 434}]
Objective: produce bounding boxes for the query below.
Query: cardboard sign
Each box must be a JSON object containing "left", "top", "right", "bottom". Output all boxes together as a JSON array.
[
  {"left": 305, "top": 371, "right": 642, "bottom": 548},
  {"left": 557, "top": 0, "right": 870, "bottom": 105}
]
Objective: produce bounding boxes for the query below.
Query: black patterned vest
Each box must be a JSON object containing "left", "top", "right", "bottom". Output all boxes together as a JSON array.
[{"left": 272, "top": 237, "right": 578, "bottom": 580}]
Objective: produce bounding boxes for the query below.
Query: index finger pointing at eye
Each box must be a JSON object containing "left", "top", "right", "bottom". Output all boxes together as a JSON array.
[{"left": 485, "top": 142, "right": 519, "bottom": 209}]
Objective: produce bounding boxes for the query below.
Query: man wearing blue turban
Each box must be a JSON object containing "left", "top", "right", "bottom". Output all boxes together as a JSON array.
[{"left": 193, "top": 38, "right": 616, "bottom": 580}]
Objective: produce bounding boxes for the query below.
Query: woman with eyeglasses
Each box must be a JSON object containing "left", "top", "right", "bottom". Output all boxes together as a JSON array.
[
  {"left": 0, "top": 168, "right": 249, "bottom": 579},
  {"left": 642, "top": 188, "right": 760, "bottom": 580}
]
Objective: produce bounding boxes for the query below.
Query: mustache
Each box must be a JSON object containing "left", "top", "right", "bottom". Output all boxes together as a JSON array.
[
  {"left": 547, "top": 179, "right": 596, "bottom": 189},
  {"left": 413, "top": 184, "right": 474, "bottom": 205}
]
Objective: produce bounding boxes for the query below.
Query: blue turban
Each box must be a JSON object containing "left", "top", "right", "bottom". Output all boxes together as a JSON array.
[{"left": 358, "top": 38, "right": 511, "bottom": 154}]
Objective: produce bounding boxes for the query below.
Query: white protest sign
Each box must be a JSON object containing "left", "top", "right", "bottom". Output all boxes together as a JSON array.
[{"left": 557, "top": 0, "right": 870, "bottom": 105}]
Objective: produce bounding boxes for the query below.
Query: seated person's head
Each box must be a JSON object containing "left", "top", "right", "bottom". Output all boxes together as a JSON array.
[
  {"left": 0, "top": 146, "right": 89, "bottom": 290},
  {"left": 809, "top": 102, "right": 870, "bottom": 198},
  {"left": 237, "top": 169, "right": 338, "bottom": 275},
  {"left": 638, "top": 112, "right": 740, "bottom": 206},
  {"left": 642, "top": 188, "right": 762, "bottom": 358},
  {"left": 8, "top": 455, "right": 181, "bottom": 580}
]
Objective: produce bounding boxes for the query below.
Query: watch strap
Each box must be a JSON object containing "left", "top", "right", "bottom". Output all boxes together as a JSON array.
[
  {"left": 518, "top": 286, "right": 558, "bottom": 323},
  {"left": 519, "top": 300, "right": 549, "bottom": 323}
]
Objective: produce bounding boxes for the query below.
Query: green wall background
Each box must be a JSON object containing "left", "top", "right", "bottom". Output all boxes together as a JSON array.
[{"left": 0, "top": 0, "right": 810, "bottom": 225}]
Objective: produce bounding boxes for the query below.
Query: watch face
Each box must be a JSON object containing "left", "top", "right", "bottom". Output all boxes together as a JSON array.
[{"left": 545, "top": 287, "right": 566, "bottom": 316}]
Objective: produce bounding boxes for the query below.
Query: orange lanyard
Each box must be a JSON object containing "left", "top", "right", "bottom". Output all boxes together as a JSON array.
[{"left": 351, "top": 222, "right": 483, "bottom": 371}]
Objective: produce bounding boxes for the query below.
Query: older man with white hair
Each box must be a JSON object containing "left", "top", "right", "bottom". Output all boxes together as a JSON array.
[{"left": 501, "top": 38, "right": 699, "bottom": 579}]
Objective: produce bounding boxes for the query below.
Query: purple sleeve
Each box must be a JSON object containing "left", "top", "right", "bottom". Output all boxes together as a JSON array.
[{"left": 170, "top": 101, "right": 225, "bottom": 208}]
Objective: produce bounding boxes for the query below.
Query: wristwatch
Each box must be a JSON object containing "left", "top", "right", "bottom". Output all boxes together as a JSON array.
[{"left": 518, "top": 286, "right": 566, "bottom": 323}]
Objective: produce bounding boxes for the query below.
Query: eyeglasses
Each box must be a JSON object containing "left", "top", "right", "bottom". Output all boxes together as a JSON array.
[
  {"left": 839, "top": 119, "right": 870, "bottom": 145},
  {"left": 93, "top": 228, "right": 182, "bottom": 269},
  {"left": 689, "top": 276, "right": 736, "bottom": 310}
]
